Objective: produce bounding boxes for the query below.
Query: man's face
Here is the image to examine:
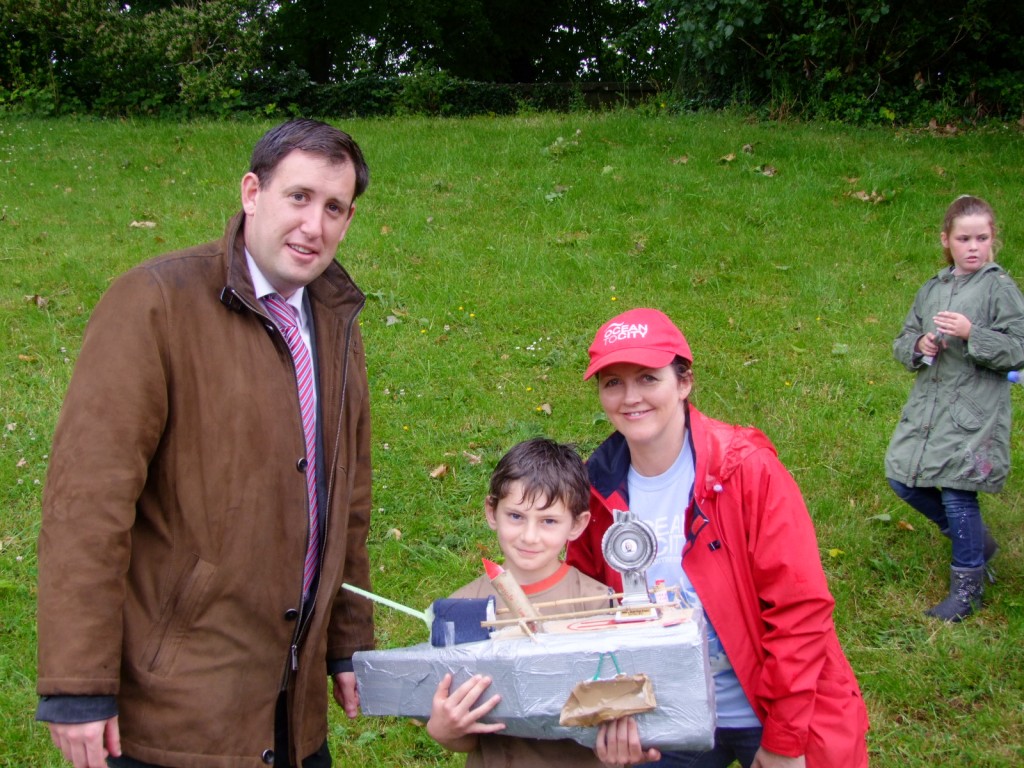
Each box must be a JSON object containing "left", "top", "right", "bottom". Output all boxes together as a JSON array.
[{"left": 241, "top": 149, "right": 357, "bottom": 297}]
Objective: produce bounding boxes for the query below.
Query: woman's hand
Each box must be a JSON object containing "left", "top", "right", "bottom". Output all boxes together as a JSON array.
[
  {"left": 594, "top": 716, "right": 661, "bottom": 766},
  {"left": 751, "top": 747, "right": 806, "bottom": 768},
  {"left": 425, "top": 673, "right": 505, "bottom": 753}
]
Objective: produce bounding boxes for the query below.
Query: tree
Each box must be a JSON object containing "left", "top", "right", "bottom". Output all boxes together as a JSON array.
[
  {"left": 264, "top": 0, "right": 384, "bottom": 83},
  {"left": 265, "top": 0, "right": 652, "bottom": 83}
]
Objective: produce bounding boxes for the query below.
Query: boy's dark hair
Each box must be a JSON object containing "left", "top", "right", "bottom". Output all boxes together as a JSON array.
[
  {"left": 249, "top": 118, "right": 370, "bottom": 199},
  {"left": 487, "top": 437, "right": 589, "bottom": 518}
]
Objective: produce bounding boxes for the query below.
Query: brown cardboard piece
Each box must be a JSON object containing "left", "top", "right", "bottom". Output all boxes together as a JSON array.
[{"left": 559, "top": 673, "right": 657, "bottom": 727}]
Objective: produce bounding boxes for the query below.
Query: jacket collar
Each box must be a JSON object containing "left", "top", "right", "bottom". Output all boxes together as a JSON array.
[
  {"left": 587, "top": 430, "right": 632, "bottom": 504},
  {"left": 589, "top": 403, "right": 774, "bottom": 504},
  {"left": 937, "top": 261, "right": 1004, "bottom": 283},
  {"left": 588, "top": 403, "right": 697, "bottom": 506}
]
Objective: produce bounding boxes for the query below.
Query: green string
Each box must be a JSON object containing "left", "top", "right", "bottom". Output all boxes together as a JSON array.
[{"left": 591, "top": 652, "right": 623, "bottom": 680}]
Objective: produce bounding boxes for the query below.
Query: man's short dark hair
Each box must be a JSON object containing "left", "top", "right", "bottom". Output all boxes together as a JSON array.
[
  {"left": 488, "top": 437, "right": 589, "bottom": 517},
  {"left": 250, "top": 118, "right": 370, "bottom": 199}
]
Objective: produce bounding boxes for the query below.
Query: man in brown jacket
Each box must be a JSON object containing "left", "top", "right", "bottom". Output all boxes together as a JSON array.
[{"left": 36, "top": 119, "right": 375, "bottom": 768}]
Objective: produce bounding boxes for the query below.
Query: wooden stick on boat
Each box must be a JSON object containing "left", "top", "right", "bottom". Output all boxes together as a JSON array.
[
  {"left": 485, "top": 600, "right": 682, "bottom": 628},
  {"left": 494, "top": 592, "right": 630, "bottom": 614}
]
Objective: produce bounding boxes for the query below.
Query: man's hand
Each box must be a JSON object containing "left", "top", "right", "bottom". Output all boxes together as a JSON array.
[
  {"left": 332, "top": 671, "right": 360, "bottom": 719},
  {"left": 594, "top": 716, "right": 661, "bottom": 766},
  {"left": 48, "top": 717, "right": 121, "bottom": 768}
]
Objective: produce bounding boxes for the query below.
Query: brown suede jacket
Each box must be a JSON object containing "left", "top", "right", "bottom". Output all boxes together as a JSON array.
[{"left": 37, "top": 212, "right": 375, "bottom": 767}]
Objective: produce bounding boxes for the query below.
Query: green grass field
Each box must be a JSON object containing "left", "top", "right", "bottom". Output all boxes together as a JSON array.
[{"left": 2, "top": 111, "right": 1023, "bottom": 766}]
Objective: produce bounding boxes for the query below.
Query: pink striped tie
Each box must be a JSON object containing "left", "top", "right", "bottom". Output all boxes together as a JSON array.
[{"left": 263, "top": 294, "right": 319, "bottom": 600}]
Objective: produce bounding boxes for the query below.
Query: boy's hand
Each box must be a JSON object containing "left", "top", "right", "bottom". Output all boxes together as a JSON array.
[
  {"left": 594, "top": 716, "right": 661, "bottom": 766},
  {"left": 426, "top": 673, "right": 505, "bottom": 752}
]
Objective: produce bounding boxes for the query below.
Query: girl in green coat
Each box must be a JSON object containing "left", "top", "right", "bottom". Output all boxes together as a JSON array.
[{"left": 885, "top": 195, "right": 1024, "bottom": 621}]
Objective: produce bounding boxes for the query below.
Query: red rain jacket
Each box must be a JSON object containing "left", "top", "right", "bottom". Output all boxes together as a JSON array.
[{"left": 567, "top": 404, "right": 868, "bottom": 765}]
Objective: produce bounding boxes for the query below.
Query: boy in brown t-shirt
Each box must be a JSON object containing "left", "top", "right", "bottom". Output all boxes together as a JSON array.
[{"left": 426, "top": 437, "right": 612, "bottom": 768}]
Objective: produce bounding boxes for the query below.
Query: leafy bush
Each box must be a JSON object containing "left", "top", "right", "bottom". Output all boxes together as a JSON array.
[
  {"left": 239, "top": 72, "right": 585, "bottom": 120},
  {"left": 242, "top": 64, "right": 317, "bottom": 118},
  {"left": 647, "top": 0, "right": 1024, "bottom": 123},
  {"left": 0, "top": 0, "right": 266, "bottom": 117},
  {"left": 1, "top": 0, "right": 1021, "bottom": 123},
  {"left": 314, "top": 76, "right": 403, "bottom": 119}
]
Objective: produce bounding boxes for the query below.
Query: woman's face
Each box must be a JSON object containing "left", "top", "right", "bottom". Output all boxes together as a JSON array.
[{"left": 597, "top": 362, "right": 691, "bottom": 450}]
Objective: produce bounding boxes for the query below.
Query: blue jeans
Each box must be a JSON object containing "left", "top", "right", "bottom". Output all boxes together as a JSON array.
[
  {"left": 887, "top": 478, "right": 984, "bottom": 568},
  {"left": 650, "top": 727, "right": 762, "bottom": 768}
]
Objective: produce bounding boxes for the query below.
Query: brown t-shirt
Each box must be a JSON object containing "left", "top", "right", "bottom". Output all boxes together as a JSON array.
[{"left": 450, "top": 563, "right": 614, "bottom": 768}]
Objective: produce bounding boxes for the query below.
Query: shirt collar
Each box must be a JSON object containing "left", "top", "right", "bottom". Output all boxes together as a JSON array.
[{"left": 245, "top": 249, "right": 306, "bottom": 316}]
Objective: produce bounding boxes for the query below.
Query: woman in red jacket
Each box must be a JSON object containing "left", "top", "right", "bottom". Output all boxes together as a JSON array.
[{"left": 568, "top": 308, "right": 868, "bottom": 768}]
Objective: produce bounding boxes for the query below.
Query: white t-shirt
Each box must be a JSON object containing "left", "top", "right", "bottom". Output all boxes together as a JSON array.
[{"left": 628, "top": 431, "right": 760, "bottom": 728}]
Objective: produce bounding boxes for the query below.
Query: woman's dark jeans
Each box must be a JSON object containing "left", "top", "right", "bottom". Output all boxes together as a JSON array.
[{"left": 649, "top": 727, "right": 763, "bottom": 768}]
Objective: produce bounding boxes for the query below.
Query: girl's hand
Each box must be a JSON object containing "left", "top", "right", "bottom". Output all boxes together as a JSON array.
[
  {"left": 426, "top": 673, "right": 505, "bottom": 752},
  {"left": 933, "top": 311, "right": 972, "bottom": 340},
  {"left": 916, "top": 332, "right": 942, "bottom": 357},
  {"left": 594, "top": 716, "right": 661, "bottom": 766}
]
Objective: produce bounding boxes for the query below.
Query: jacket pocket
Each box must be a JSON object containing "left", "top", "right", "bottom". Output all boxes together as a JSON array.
[
  {"left": 143, "top": 555, "right": 216, "bottom": 677},
  {"left": 950, "top": 394, "right": 984, "bottom": 431}
]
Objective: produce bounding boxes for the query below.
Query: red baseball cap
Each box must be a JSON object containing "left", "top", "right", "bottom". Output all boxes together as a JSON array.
[{"left": 584, "top": 308, "right": 693, "bottom": 380}]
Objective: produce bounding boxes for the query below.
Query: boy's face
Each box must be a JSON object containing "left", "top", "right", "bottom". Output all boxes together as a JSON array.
[{"left": 485, "top": 480, "right": 590, "bottom": 584}]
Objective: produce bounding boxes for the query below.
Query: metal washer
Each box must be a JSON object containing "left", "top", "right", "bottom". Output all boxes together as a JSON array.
[{"left": 601, "top": 514, "right": 657, "bottom": 573}]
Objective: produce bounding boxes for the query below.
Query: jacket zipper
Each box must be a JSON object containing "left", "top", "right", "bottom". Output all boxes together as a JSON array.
[{"left": 221, "top": 286, "right": 365, "bottom": 681}]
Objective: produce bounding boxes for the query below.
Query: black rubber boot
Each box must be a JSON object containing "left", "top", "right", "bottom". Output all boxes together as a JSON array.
[{"left": 925, "top": 566, "right": 985, "bottom": 622}]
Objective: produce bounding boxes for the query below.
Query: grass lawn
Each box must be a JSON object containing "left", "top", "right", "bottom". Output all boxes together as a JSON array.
[{"left": 2, "top": 110, "right": 1023, "bottom": 766}]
